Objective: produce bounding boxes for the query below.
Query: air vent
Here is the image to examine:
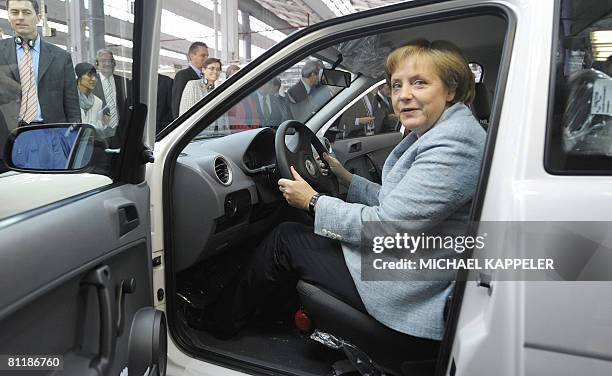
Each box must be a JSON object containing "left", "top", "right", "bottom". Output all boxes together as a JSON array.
[{"left": 213, "top": 156, "right": 232, "bottom": 186}]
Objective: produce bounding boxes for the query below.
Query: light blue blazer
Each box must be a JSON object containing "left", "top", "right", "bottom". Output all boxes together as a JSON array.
[{"left": 314, "top": 103, "right": 486, "bottom": 340}]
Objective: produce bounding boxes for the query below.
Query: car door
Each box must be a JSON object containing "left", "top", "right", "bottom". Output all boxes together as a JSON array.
[
  {"left": 447, "top": 1, "right": 612, "bottom": 375},
  {"left": 149, "top": 1, "right": 509, "bottom": 374},
  {"left": 0, "top": 1, "right": 165, "bottom": 375},
  {"left": 321, "top": 80, "right": 402, "bottom": 185}
]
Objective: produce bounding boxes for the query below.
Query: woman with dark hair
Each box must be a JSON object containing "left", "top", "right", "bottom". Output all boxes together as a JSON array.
[
  {"left": 179, "top": 57, "right": 222, "bottom": 116},
  {"left": 74, "top": 62, "right": 108, "bottom": 133},
  {"left": 209, "top": 39, "right": 486, "bottom": 356}
]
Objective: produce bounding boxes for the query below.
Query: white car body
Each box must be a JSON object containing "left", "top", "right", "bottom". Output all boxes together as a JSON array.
[
  {"left": 1, "top": 0, "right": 609, "bottom": 374},
  {"left": 148, "top": 0, "right": 612, "bottom": 375},
  {"left": 0, "top": 172, "right": 112, "bottom": 219}
]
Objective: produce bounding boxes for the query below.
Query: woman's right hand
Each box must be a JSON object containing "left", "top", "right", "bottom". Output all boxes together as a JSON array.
[{"left": 317, "top": 153, "right": 353, "bottom": 186}]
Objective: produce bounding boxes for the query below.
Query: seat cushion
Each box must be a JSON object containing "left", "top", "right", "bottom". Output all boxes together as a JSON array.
[{"left": 296, "top": 281, "right": 440, "bottom": 374}]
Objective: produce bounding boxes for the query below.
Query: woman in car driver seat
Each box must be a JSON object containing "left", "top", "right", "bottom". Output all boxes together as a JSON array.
[{"left": 208, "top": 39, "right": 486, "bottom": 358}]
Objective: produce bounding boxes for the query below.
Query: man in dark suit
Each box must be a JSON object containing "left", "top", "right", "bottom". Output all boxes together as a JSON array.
[
  {"left": 286, "top": 59, "right": 331, "bottom": 120},
  {"left": 269, "top": 77, "right": 290, "bottom": 122},
  {"left": 156, "top": 74, "right": 173, "bottom": 133},
  {"left": 171, "top": 42, "right": 209, "bottom": 118},
  {"left": 339, "top": 91, "right": 375, "bottom": 138},
  {"left": 252, "top": 79, "right": 287, "bottom": 129},
  {"left": 93, "top": 48, "right": 131, "bottom": 137},
  {"left": 0, "top": 0, "right": 81, "bottom": 126},
  {"left": 339, "top": 84, "right": 397, "bottom": 138},
  {"left": 372, "top": 83, "right": 397, "bottom": 134}
]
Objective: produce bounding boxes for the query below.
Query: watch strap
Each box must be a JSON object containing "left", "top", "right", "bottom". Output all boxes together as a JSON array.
[{"left": 308, "top": 193, "right": 323, "bottom": 215}]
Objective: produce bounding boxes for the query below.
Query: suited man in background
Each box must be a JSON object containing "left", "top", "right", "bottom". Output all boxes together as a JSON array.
[
  {"left": 93, "top": 49, "right": 131, "bottom": 137},
  {"left": 156, "top": 74, "right": 173, "bottom": 133},
  {"left": 171, "top": 41, "right": 209, "bottom": 118},
  {"left": 286, "top": 59, "right": 331, "bottom": 120},
  {"left": 252, "top": 79, "right": 287, "bottom": 129},
  {"left": 269, "top": 77, "right": 290, "bottom": 121},
  {"left": 339, "top": 84, "right": 397, "bottom": 138},
  {"left": 339, "top": 90, "right": 376, "bottom": 138},
  {"left": 372, "top": 83, "right": 397, "bottom": 134},
  {"left": 0, "top": 0, "right": 81, "bottom": 126}
]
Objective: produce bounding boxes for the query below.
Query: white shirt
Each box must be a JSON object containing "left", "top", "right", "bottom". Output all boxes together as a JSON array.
[
  {"left": 256, "top": 92, "right": 271, "bottom": 115},
  {"left": 354, "top": 95, "right": 373, "bottom": 126}
]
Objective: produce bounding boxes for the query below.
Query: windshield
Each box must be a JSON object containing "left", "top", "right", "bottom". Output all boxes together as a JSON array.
[{"left": 184, "top": 56, "right": 350, "bottom": 140}]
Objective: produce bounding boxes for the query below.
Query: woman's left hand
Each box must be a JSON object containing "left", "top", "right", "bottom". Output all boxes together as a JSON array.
[{"left": 278, "top": 166, "right": 317, "bottom": 211}]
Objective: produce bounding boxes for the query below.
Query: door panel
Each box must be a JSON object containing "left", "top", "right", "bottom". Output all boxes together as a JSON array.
[
  {"left": 333, "top": 132, "right": 402, "bottom": 183},
  {"left": 0, "top": 183, "right": 153, "bottom": 376}
]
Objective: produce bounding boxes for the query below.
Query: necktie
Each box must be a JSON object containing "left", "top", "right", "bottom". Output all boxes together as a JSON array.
[
  {"left": 263, "top": 95, "right": 271, "bottom": 121},
  {"left": 18, "top": 43, "right": 38, "bottom": 124},
  {"left": 363, "top": 96, "right": 374, "bottom": 135},
  {"left": 363, "top": 96, "right": 373, "bottom": 117},
  {"left": 103, "top": 78, "right": 119, "bottom": 128}
]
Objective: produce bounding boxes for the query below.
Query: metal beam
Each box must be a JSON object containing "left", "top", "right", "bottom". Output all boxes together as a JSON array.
[
  {"left": 1, "top": 0, "right": 283, "bottom": 69},
  {"left": 238, "top": 0, "right": 297, "bottom": 34},
  {"left": 3, "top": 0, "right": 280, "bottom": 58},
  {"left": 164, "top": 0, "right": 282, "bottom": 46},
  {"left": 86, "top": 0, "right": 105, "bottom": 63},
  {"left": 302, "top": 0, "right": 336, "bottom": 20},
  {"left": 221, "top": 0, "right": 239, "bottom": 62}
]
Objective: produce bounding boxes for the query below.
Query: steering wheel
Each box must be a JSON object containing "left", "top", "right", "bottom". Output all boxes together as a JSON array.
[{"left": 275, "top": 120, "right": 339, "bottom": 197}]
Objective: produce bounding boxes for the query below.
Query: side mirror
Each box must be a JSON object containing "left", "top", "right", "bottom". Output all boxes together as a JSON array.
[
  {"left": 320, "top": 68, "right": 351, "bottom": 88},
  {"left": 4, "top": 123, "right": 104, "bottom": 172}
]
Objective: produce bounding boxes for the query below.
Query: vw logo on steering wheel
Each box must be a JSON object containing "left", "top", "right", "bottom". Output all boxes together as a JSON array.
[{"left": 305, "top": 158, "right": 317, "bottom": 176}]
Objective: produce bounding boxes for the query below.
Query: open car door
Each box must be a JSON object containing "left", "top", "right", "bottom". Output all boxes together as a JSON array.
[{"left": 0, "top": 1, "right": 165, "bottom": 375}]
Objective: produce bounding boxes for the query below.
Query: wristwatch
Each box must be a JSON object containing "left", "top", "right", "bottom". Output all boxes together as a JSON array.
[{"left": 308, "top": 193, "right": 323, "bottom": 215}]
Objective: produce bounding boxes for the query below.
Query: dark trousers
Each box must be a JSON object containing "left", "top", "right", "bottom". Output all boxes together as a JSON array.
[{"left": 215, "top": 222, "right": 365, "bottom": 333}]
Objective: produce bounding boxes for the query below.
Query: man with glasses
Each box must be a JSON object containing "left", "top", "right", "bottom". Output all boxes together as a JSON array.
[{"left": 93, "top": 49, "right": 131, "bottom": 138}]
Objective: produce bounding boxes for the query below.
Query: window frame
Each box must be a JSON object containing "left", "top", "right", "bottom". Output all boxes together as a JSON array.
[{"left": 544, "top": 0, "right": 612, "bottom": 175}]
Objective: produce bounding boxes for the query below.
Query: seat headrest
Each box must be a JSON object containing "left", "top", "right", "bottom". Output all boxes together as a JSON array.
[{"left": 472, "top": 82, "right": 491, "bottom": 127}]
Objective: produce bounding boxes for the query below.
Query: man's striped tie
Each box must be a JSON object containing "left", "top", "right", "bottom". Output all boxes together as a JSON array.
[
  {"left": 103, "top": 77, "right": 119, "bottom": 129},
  {"left": 18, "top": 43, "right": 38, "bottom": 124}
]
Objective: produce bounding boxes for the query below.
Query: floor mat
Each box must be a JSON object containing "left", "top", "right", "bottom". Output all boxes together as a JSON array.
[{"left": 183, "top": 315, "right": 346, "bottom": 375}]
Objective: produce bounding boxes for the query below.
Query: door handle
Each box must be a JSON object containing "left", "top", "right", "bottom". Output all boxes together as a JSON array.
[
  {"left": 118, "top": 204, "right": 139, "bottom": 237},
  {"left": 81, "top": 265, "right": 117, "bottom": 376},
  {"left": 349, "top": 142, "right": 362, "bottom": 153},
  {"left": 116, "top": 278, "right": 136, "bottom": 337}
]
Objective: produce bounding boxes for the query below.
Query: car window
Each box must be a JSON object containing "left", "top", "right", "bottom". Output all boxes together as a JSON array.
[
  {"left": 546, "top": 0, "right": 612, "bottom": 173},
  {"left": 0, "top": 0, "right": 137, "bottom": 217},
  {"left": 186, "top": 56, "right": 345, "bottom": 140},
  {"left": 0, "top": 0, "right": 134, "bottom": 172},
  {"left": 336, "top": 82, "right": 398, "bottom": 140}
]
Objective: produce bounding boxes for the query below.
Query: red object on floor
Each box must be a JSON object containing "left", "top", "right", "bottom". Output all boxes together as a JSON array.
[{"left": 294, "top": 309, "right": 312, "bottom": 332}]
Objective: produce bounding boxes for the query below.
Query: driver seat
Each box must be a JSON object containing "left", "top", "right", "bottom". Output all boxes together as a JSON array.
[{"left": 296, "top": 281, "right": 440, "bottom": 376}]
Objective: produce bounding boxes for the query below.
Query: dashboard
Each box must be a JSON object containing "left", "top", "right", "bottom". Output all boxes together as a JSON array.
[{"left": 172, "top": 128, "right": 283, "bottom": 272}]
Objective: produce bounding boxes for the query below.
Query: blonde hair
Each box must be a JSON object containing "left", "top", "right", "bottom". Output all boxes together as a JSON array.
[{"left": 384, "top": 39, "right": 475, "bottom": 104}]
